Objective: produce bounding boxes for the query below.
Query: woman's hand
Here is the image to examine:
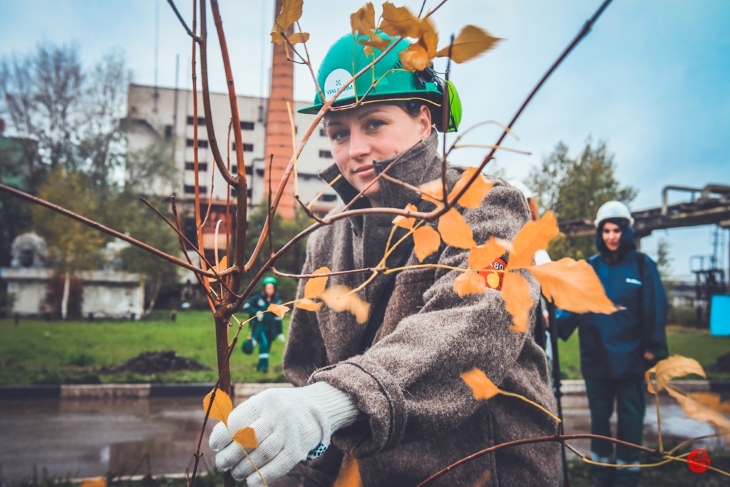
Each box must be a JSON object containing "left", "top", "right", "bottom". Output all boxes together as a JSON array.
[
  {"left": 208, "top": 382, "right": 359, "bottom": 487},
  {"left": 644, "top": 351, "right": 655, "bottom": 361}
]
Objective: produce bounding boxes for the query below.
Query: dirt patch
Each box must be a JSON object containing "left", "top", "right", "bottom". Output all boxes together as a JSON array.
[
  {"left": 708, "top": 352, "right": 730, "bottom": 374},
  {"left": 101, "top": 351, "right": 209, "bottom": 375}
]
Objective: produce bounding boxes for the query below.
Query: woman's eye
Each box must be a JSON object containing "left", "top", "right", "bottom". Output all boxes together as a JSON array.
[
  {"left": 365, "top": 119, "right": 385, "bottom": 130},
  {"left": 330, "top": 130, "right": 348, "bottom": 141}
]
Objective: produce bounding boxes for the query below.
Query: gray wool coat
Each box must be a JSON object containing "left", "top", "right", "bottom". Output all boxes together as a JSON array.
[{"left": 282, "top": 132, "right": 560, "bottom": 486}]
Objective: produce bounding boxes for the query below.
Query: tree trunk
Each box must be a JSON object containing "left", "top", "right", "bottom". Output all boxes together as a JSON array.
[
  {"left": 214, "top": 314, "right": 234, "bottom": 487},
  {"left": 61, "top": 271, "right": 70, "bottom": 320}
]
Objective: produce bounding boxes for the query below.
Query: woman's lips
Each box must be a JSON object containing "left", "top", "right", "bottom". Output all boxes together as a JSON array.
[{"left": 354, "top": 165, "right": 375, "bottom": 178}]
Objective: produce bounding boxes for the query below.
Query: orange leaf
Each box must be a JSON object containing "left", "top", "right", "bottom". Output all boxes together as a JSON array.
[
  {"left": 288, "top": 32, "right": 310, "bottom": 44},
  {"left": 233, "top": 426, "right": 259, "bottom": 449},
  {"left": 80, "top": 477, "right": 106, "bottom": 487},
  {"left": 208, "top": 255, "right": 228, "bottom": 283},
  {"left": 412, "top": 225, "right": 441, "bottom": 262},
  {"left": 398, "top": 20, "right": 438, "bottom": 71},
  {"left": 468, "top": 237, "right": 507, "bottom": 270},
  {"left": 435, "top": 25, "right": 501, "bottom": 63},
  {"left": 448, "top": 167, "right": 494, "bottom": 209},
  {"left": 203, "top": 389, "right": 232, "bottom": 425},
  {"left": 334, "top": 455, "right": 361, "bottom": 487},
  {"left": 419, "top": 178, "right": 444, "bottom": 205},
  {"left": 393, "top": 203, "right": 418, "bottom": 230},
  {"left": 502, "top": 271, "right": 533, "bottom": 333},
  {"left": 653, "top": 355, "right": 707, "bottom": 392},
  {"left": 321, "top": 285, "right": 371, "bottom": 324},
  {"left": 473, "top": 469, "right": 492, "bottom": 487},
  {"left": 359, "top": 33, "right": 390, "bottom": 50},
  {"left": 295, "top": 298, "right": 323, "bottom": 312},
  {"left": 438, "top": 208, "right": 475, "bottom": 249},
  {"left": 453, "top": 272, "right": 486, "bottom": 297},
  {"left": 689, "top": 392, "right": 730, "bottom": 414},
  {"left": 304, "top": 266, "right": 330, "bottom": 298},
  {"left": 665, "top": 385, "right": 730, "bottom": 444},
  {"left": 379, "top": 2, "right": 420, "bottom": 38},
  {"left": 273, "top": 0, "right": 303, "bottom": 31},
  {"left": 527, "top": 258, "right": 616, "bottom": 314},
  {"left": 270, "top": 30, "right": 285, "bottom": 45},
  {"left": 507, "top": 211, "right": 559, "bottom": 270},
  {"left": 267, "top": 303, "right": 290, "bottom": 318},
  {"left": 461, "top": 367, "right": 500, "bottom": 400},
  {"left": 350, "top": 3, "right": 376, "bottom": 35}
]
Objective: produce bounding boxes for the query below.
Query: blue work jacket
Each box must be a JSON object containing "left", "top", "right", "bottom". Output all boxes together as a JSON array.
[{"left": 557, "top": 250, "right": 668, "bottom": 380}]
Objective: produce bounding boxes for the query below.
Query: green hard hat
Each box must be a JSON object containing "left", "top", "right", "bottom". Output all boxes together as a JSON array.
[
  {"left": 298, "top": 32, "right": 462, "bottom": 132},
  {"left": 262, "top": 276, "right": 278, "bottom": 288}
]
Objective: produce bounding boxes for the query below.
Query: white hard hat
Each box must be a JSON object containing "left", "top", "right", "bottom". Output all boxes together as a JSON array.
[
  {"left": 508, "top": 180, "right": 533, "bottom": 199},
  {"left": 595, "top": 201, "right": 634, "bottom": 227}
]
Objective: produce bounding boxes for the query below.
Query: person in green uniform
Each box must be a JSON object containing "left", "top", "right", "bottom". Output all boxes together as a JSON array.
[{"left": 242, "top": 276, "right": 285, "bottom": 372}]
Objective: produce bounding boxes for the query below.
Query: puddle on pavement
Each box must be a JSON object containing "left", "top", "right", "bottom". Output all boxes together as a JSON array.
[{"left": 0, "top": 394, "right": 726, "bottom": 481}]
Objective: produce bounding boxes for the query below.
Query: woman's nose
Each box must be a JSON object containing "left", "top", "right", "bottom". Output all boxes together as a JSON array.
[{"left": 348, "top": 129, "right": 370, "bottom": 160}]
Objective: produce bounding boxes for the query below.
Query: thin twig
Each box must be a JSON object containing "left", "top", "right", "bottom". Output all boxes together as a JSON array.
[
  {"left": 166, "top": 0, "right": 201, "bottom": 42},
  {"left": 423, "top": 0, "right": 449, "bottom": 19}
]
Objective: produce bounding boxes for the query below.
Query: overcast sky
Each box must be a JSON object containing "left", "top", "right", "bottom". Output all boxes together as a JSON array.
[{"left": 1, "top": 0, "right": 728, "bottom": 278}]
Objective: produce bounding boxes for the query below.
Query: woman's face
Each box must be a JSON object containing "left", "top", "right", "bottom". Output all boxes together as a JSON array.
[
  {"left": 324, "top": 103, "right": 432, "bottom": 207},
  {"left": 602, "top": 222, "right": 622, "bottom": 252},
  {"left": 264, "top": 283, "right": 276, "bottom": 297}
]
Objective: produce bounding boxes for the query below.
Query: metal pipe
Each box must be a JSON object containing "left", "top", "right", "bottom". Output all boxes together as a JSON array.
[{"left": 661, "top": 185, "right": 702, "bottom": 215}]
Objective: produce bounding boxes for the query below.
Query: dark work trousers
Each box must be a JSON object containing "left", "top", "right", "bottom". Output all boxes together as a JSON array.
[{"left": 584, "top": 378, "right": 646, "bottom": 487}]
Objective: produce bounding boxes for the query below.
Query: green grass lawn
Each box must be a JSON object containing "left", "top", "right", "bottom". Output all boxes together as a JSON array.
[
  {"left": 2, "top": 313, "right": 729, "bottom": 385},
  {"left": 0, "top": 311, "right": 290, "bottom": 385},
  {"left": 558, "top": 325, "right": 730, "bottom": 380}
]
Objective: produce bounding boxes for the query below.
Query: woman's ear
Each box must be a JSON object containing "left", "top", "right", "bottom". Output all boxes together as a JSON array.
[{"left": 418, "top": 104, "right": 432, "bottom": 139}]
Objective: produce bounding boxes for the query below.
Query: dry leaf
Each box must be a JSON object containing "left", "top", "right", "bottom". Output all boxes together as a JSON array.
[
  {"left": 295, "top": 298, "right": 323, "bottom": 312},
  {"left": 363, "top": 45, "right": 373, "bottom": 56},
  {"left": 689, "top": 392, "right": 730, "bottom": 414},
  {"left": 461, "top": 368, "right": 500, "bottom": 400},
  {"left": 350, "top": 3, "right": 376, "bottom": 35},
  {"left": 502, "top": 271, "right": 533, "bottom": 333},
  {"left": 267, "top": 303, "right": 290, "bottom": 318},
  {"left": 233, "top": 426, "right": 259, "bottom": 449},
  {"left": 419, "top": 178, "right": 444, "bottom": 205},
  {"left": 665, "top": 386, "right": 730, "bottom": 444},
  {"left": 304, "top": 267, "right": 331, "bottom": 298},
  {"left": 653, "top": 355, "right": 707, "bottom": 391},
  {"left": 359, "top": 32, "right": 390, "bottom": 50},
  {"left": 507, "top": 211, "right": 559, "bottom": 270},
  {"left": 473, "top": 469, "right": 492, "bottom": 487},
  {"left": 453, "top": 272, "right": 487, "bottom": 297},
  {"left": 468, "top": 237, "right": 507, "bottom": 270},
  {"left": 208, "top": 255, "right": 228, "bottom": 283},
  {"left": 321, "top": 285, "right": 371, "bottom": 324},
  {"left": 379, "top": 2, "right": 420, "bottom": 38},
  {"left": 288, "top": 32, "right": 310, "bottom": 44},
  {"left": 203, "top": 389, "right": 233, "bottom": 425},
  {"left": 393, "top": 203, "right": 418, "bottom": 230},
  {"left": 399, "top": 19, "right": 438, "bottom": 71},
  {"left": 413, "top": 225, "right": 441, "bottom": 262},
  {"left": 527, "top": 258, "right": 616, "bottom": 314},
  {"left": 270, "top": 30, "right": 286, "bottom": 45},
  {"left": 435, "top": 25, "right": 501, "bottom": 63},
  {"left": 80, "top": 477, "right": 106, "bottom": 487},
  {"left": 334, "top": 455, "right": 361, "bottom": 487},
  {"left": 448, "top": 167, "right": 494, "bottom": 209},
  {"left": 438, "top": 208, "right": 475, "bottom": 249},
  {"left": 274, "top": 0, "right": 303, "bottom": 32}
]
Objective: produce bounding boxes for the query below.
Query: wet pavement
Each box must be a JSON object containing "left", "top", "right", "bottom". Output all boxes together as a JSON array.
[{"left": 0, "top": 394, "right": 727, "bottom": 482}]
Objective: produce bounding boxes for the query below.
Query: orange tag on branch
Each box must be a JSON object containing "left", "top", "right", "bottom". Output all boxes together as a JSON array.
[{"left": 479, "top": 258, "right": 506, "bottom": 290}]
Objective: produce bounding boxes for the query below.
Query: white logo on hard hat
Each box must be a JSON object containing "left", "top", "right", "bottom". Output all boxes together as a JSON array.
[{"left": 324, "top": 68, "right": 354, "bottom": 101}]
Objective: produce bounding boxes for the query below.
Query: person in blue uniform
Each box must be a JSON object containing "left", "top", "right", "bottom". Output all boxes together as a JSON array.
[
  {"left": 242, "top": 276, "right": 285, "bottom": 372},
  {"left": 557, "top": 201, "right": 668, "bottom": 487}
]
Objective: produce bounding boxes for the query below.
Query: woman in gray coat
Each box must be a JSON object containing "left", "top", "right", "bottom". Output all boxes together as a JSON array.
[{"left": 209, "top": 32, "right": 559, "bottom": 487}]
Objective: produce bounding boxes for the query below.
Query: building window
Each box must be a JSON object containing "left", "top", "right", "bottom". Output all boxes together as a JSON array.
[
  {"left": 232, "top": 143, "right": 254, "bottom": 152},
  {"left": 320, "top": 128, "right": 326, "bottom": 137},
  {"left": 319, "top": 150, "right": 332, "bottom": 158},
  {"left": 183, "top": 185, "right": 207, "bottom": 194},
  {"left": 240, "top": 121, "right": 255, "bottom": 130},
  {"left": 187, "top": 138, "right": 208, "bottom": 148},
  {"left": 164, "top": 125, "right": 173, "bottom": 140},
  {"left": 231, "top": 188, "right": 238, "bottom": 197},
  {"left": 187, "top": 116, "right": 206, "bottom": 126},
  {"left": 185, "top": 162, "right": 208, "bottom": 171},
  {"left": 321, "top": 194, "right": 338, "bottom": 202},
  {"left": 231, "top": 165, "right": 253, "bottom": 175}
]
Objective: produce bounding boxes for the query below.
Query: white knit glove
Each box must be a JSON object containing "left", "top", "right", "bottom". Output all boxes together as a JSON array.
[
  {"left": 209, "top": 382, "right": 359, "bottom": 487},
  {"left": 277, "top": 333, "right": 286, "bottom": 343}
]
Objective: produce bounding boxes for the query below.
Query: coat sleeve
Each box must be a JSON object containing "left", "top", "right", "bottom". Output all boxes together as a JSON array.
[
  {"left": 641, "top": 255, "right": 668, "bottom": 360},
  {"left": 309, "top": 184, "right": 541, "bottom": 456}
]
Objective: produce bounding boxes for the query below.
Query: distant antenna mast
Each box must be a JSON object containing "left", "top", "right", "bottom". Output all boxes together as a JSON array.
[{"left": 153, "top": 0, "right": 160, "bottom": 112}]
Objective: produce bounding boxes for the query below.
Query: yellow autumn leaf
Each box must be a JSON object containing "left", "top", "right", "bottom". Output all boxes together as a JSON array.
[
  {"left": 233, "top": 426, "right": 259, "bottom": 449},
  {"left": 80, "top": 477, "right": 106, "bottom": 487},
  {"left": 527, "top": 258, "right": 616, "bottom": 314},
  {"left": 448, "top": 167, "right": 494, "bottom": 208},
  {"left": 321, "top": 285, "right": 371, "bottom": 324},
  {"left": 393, "top": 203, "right": 418, "bottom": 230},
  {"left": 689, "top": 392, "right": 730, "bottom": 414},
  {"left": 271, "top": 30, "right": 285, "bottom": 45},
  {"left": 468, "top": 237, "right": 508, "bottom": 270},
  {"left": 434, "top": 25, "right": 501, "bottom": 63},
  {"left": 665, "top": 386, "right": 730, "bottom": 445},
  {"left": 208, "top": 255, "right": 228, "bottom": 283},
  {"left": 273, "top": 0, "right": 303, "bottom": 32},
  {"left": 653, "top": 355, "right": 707, "bottom": 392},
  {"left": 267, "top": 303, "right": 290, "bottom": 318},
  {"left": 379, "top": 2, "right": 420, "bottom": 38},
  {"left": 334, "top": 455, "right": 361, "bottom": 487},
  {"left": 419, "top": 177, "right": 444, "bottom": 205},
  {"left": 350, "top": 3, "right": 376, "bottom": 35},
  {"left": 461, "top": 367, "right": 500, "bottom": 400},
  {"left": 295, "top": 298, "right": 323, "bottom": 311},
  {"left": 359, "top": 32, "right": 390, "bottom": 50},
  {"left": 507, "top": 211, "right": 559, "bottom": 270},
  {"left": 398, "top": 19, "right": 438, "bottom": 71},
  {"left": 203, "top": 389, "right": 233, "bottom": 425},
  {"left": 289, "top": 32, "right": 310, "bottom": 44},
  {"left": 502, "top": 271, "right": 533, "bottom": 333},
  {"left": 304, "top": 266, "right": 331, "bottom": 298},
  {"left": 438, "top": 208, "right": 475, "bottom": 249},
  {"left": 453, "top": 271, "right": 486, "bottom": 297},
  {"left": 413, "top": 225, "right": 441, "bottom": 262}
]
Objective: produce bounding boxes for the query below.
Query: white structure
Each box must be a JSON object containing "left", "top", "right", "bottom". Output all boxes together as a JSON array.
[{"left": 124, "top": 84, "right": 340, "bottom": 219}]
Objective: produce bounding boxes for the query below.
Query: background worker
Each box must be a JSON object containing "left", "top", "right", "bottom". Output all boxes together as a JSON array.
[
  {"left": 242, "top": 276, "right": 285, "bottom": 373},
  {"left": 557, "top": 200, "right": 668, "bottom": 487}
]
